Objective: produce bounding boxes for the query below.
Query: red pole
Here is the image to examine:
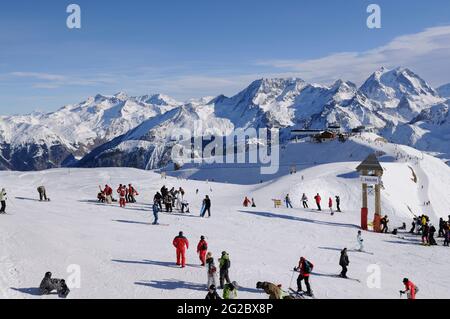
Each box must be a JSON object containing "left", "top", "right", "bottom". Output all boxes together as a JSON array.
[{"left": 361, "top": 207, "right": 368, "bottom": 230}]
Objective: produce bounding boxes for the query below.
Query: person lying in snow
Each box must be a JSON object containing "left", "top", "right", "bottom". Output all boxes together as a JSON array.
[{"left": 39, "top": 272, "right": 70, "bottom": 298}]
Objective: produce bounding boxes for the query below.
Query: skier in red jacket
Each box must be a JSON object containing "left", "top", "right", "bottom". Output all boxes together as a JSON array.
[
  {"left": 400, "top": 278, "right": 417, "bottom": 299},
  {"left": 197, "top": 236, "right": 208, "bottom": 266},
  {"left": 294, "top": 257, "right": 314, "bottom": 296},
  {"left": 117, "top": 185, "right": 126, "bottom": 208},
  {"left": 328, "top": 197, "right": 334, "bottom": 215},
  {"left": 173, "top": 231, "right": 189, "bottom": 268},
  {"left": 314, "top": 194, "right": 322, "bottom": 211}
]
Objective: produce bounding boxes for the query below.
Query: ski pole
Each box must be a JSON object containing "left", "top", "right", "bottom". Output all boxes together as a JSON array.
[{"left": 289, "top": 268, "right": 296, "bottom": 290}]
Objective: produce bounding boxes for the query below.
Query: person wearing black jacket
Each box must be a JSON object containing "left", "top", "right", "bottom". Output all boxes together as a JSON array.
[
  {"left": 438, "top": 218, "right": 445, "bottom": 237},
  {"left": 153, "top": 192, "right": 163, "bottom": 210},
  {"left": 335, "top": 196, "right": 341, "bottom": 212},
  {"left": 201, "top": 195, "right": 211, "bottom": 218},
  {"left": 205, "top": 285, "right": 221, "bottom": 300},
  {"left": 39, "top": 272, "right": 70, "bottom": 298},
  {"left": 429, "top": 224, "right": 437, "bottom": 245},
  {"left": 339, "top": 248, "right": 349, "bottom": 278}
]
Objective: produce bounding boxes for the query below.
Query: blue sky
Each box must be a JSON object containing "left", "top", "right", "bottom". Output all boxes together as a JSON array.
[{"left": 1, "top": 0, "right": 450, "bottom": 114}]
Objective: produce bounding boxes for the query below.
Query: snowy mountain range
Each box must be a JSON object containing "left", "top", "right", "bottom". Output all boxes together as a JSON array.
[{"left": 1, "top": 67, "right": 450, "bottom": 171}]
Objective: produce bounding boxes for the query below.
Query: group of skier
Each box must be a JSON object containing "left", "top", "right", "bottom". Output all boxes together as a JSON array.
[
  {"left": 170, "top": 231, "right": 237, "bottom": 299},
  {"left": 97, "top": 184, "right": 139, "bottom": 207},
  {"left": 288, "top": 193, "right": 341, "bottom": 215},
  {"left": 409, "top": 214, "right": 450, "bottom": 246}
]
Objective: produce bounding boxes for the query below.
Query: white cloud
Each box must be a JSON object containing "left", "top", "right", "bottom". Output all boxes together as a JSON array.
[{"left": 256, "top": 25, "right": 450, "bottom": 86}]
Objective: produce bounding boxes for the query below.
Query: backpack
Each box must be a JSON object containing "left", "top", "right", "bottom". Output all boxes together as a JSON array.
[{"left": 304, "top": 261, "right": 313, "bottom": 273}]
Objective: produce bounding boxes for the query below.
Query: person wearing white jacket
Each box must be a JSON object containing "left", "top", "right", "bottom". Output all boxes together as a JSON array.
[
  {"left": 0, "top": 188, "right": 7, "bottom": 214},
  {"left": 357, "top": 230, "right": 364, "bottom": 252}
]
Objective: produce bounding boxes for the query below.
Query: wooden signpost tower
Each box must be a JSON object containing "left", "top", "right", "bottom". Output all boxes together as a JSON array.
[{"left": 356, "top": 154, "right": 384, "bottom": 232}]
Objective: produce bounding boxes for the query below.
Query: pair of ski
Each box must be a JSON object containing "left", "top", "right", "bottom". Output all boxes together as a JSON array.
[{"left": 288, "top": 288, "right": 316, "bottom": 299}]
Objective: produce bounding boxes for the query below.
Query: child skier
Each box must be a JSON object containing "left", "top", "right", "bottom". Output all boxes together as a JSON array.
[
  {"left": 206, "top": 252, "right": 218, "bottom": 288},
  {"left": 117, "top": 185, "right": 126, "bottom": 208},
  {"left": 152, "top": 200, "right": 160, "bottom": 225},
  {"left": 328, "top": 197, "right": 334, "bottom": 215},
  {"left": 357, "top": 231, "right": 364, "bottom": 252},
  {"left": 205, "top": 285, "right": 221, "bottom": 300},
  {"left": 197, "top": 236, "right": 208, "bottom": 266}
]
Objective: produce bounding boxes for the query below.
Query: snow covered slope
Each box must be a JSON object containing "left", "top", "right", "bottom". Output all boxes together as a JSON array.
[{"left": 1, "top": 134, "right": 450, "bottom": 299}]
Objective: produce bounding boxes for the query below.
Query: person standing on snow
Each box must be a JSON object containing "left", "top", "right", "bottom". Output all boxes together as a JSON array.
[
  {"left": 251, "top": 198, "right": 256, "bottom": 207},
  {"left": 285, "top": 194, "right": 293, "bottom": 208},
  {"left": 201, "top": 195, "right": 211, "bottom": 218},
  {"left": 0, "top": 188, "right": 7, "bottom": 214},
  {"left": 339, "top": 248, "right": 349, "bottom": 278},
  {"left": 400, "top": 278, "right": 418, "bottom": 299},
  {"left": 335, "top": 195, "right": 341, "bottom": 212},
  {"left": 428, "top": 224, "right": 437, "bottom": 246},
  {"left": 117, "top": 185, "right": 127, "bottom": 208},
  {"left": 152, "top": 200, "right": 160, "bottom": 225},
  {"left": 172, "top": 231, "right": 189, "bottom": 268},
  {"left": 381, "top": 215, "right": 389, "bottom": 233},
  {"left": 301, "top": 193, "right": 308, "bottom": 209},
  {"left": 243, "top": 197, "right": 251, "bottom": 207},
  {"left": 37, "top": 186, "right": 49, "bottom": 202},
  {"left": 357, "top": 231, "right": 364, "bottom": 252},
  {"left": 421, "top": 223, "right": 430, "bottom": 245},
  {"left": 206, "top": 252, "right": 218, "bottom": 288},
  {"left": 127, "top": 184, "right": 138, "bottom": 203},
  {"left": 219, "top": 251, "right": 231, "bottom": 289},
  {"left": 197, "top": 236, "right": 208, "bottom": 266},
  {"left": 443, "top": 222, "right": 449, "bottom": 247},
  {"left": 328, "top": 197, "right": 334, "bottom": 215},
  {"left": 103, "top": 185, "right": 113, "bottom": 204},
  {"left": 438, "top": 218, "right": 445, "bottom": 237},
  {"left": 314, "top": 193, "right": 322, "bottom": 211},
  {"left": 294, "top": 257, "right": 313, "bottom": 296}
]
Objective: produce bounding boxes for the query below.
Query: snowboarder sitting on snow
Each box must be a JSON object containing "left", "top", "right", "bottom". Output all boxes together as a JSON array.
[
  {"left": 0, "top": 188, "right": 7, "bottom": 214},
  {"left": 39, "top": 272, "right": 70, "bottom": 298},
  {"left": 339, "top": 248, "right": 349, "bottom": 278},
  {"left": 256, "top": 281, "right": 289, "bottom": 300},
  {"left": 294, "top": 257, "right": 313, "bottom": 296},
  {"left": 205, "top": 285, "right": 221, "bottom": 300},
  {"left": 219, "top": 251, "right": 231, "bottom": 289},
  {"left": 97, "top": 191, "right": 106, "bottom": 203},
  {"left": 223, "top": 281, "right": 238, "bottom": 300},
  {"left": 400, "top": 278, "right": 418, "bottom": 299},
  {"left": 180, "top": 199, "right": 190, "bottom": 213},
  {"left": 37, "top": 186, "right": 49, "bottom": 202}
]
